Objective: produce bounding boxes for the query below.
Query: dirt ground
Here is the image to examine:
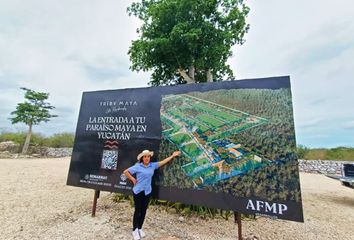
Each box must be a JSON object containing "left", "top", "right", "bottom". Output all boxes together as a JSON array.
[{"left": 0, "top": 157, "right": 353, "bottom": 240}]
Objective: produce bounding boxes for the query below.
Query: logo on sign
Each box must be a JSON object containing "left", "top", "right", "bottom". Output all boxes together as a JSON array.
[
  {"left": 246, "top": 199, "right": 288, "bottom": 216},
  {"left": 119, "top": 173, "right": 127, "bottom": 185}
]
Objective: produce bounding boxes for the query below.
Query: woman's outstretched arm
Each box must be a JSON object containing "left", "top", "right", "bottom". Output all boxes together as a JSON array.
[{"left": 158, "top": 151, "right": 181, "bottom": 168}]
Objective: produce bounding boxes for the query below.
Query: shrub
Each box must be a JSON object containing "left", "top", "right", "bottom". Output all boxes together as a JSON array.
[
  {"left": 0, "top": 131, "right": 27, "bottom": 144},
  {"left": 296, "top": 145, "right": 309, "bottom": 159},
  {"left": 0, "top": 131, "right": 74, "bottom": 148},
  {"left": 30, "top": 133, "right": 47, "bottom": 146},
  {"left": 46, "top": 133, "right": 74, "bottom": 148}
]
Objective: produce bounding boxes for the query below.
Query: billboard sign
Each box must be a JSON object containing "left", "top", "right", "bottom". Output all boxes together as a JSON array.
[{"left": 67, "top": 76, "right": 303, "bottom": 222}]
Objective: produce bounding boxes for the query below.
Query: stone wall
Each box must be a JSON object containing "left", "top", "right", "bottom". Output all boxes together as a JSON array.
[
  {"left": 45, "top": 148, "right": 73, "bottom": 157},
  {"left": 298, "top": 159, "right": 354, "bottom": 175},
  {"left": 0, "top": 141, "right": 20, "bottom": 153},
  {"left": 1, "top": 141, "right": 353, "bottom": 171},
  {"left": 0, "top": 141, "right": 73, "bottom": 158}
]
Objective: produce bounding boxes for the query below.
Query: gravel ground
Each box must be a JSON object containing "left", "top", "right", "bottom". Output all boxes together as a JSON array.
[{"left": 0, "top": 157, "right": 353, "bottom": 240}]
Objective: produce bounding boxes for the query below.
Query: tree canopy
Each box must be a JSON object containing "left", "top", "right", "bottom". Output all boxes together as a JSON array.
[
  {"left": 10, "top": 87, "right": 57, "bottom": 153},
  {"left": 128, "top": 0, "right": 250, "bottom": 85}
]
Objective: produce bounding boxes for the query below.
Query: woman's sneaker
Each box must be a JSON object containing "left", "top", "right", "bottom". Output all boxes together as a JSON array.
[
  {"left": 138, "top": 229, "right": 146, "bottom": 238},
  {"left": 132, "top": 228, "right": 140, "bottom": 240}
]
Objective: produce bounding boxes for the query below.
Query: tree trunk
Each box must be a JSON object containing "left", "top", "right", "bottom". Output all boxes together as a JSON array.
[
  {"left": 178, "top": 68, "right": 194, "bottom": 84},
  {"left": 188, "top": 66, "right": 195, "bottom": 82},
  {"left": 22, "top": 123, "right": 32, "bottom": 154},
  {"left": 206, "top": 69, "right": 213, "bottom": 82}
]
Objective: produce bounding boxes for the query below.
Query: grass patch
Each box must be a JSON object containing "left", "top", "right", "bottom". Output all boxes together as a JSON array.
[
  {"left": 297, "top": 146, "right": 354, "bottom": 161},
  {"left": 0, "top": 131, "right": 74, "bottom": 148}
]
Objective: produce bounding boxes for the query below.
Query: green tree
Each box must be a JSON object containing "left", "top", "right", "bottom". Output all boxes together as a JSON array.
[
  {"left": 296, "top": 144, "right": 309, "bottom": 159},
  {"left": 9, "top": 88, "right": 57, "bottom": 154},
  {"left": 128, "top": 0, "right": 249, "bottom": 85}
]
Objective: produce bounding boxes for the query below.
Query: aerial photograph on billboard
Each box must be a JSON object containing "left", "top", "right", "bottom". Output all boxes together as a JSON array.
[{"left": 155, "top": 87, "right": 301, "bottom": 204}]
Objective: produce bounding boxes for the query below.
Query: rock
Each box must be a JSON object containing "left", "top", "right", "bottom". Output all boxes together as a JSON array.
[
  {"left": 0, "top": 151, "right": 12, "bottom": 158},
  {"left": 45, "top": 148, "right": 73, "bottom": 157},
  {"left": 0, "top": 146, "right": 73, "bottom": 158},
  {"left": 178, "top": 216, "right": 184, "bottom": 222},
  {"left": 0, "top": 141, "right": 20, "bottom": 153},
  {"left": 298, "top": 160, "right": 352, "bottom": 175}
]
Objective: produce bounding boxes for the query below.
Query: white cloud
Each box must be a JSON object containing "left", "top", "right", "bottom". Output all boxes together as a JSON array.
[
  {"left": 232, "top": 0, "right": 354, "bottom": 147},
  {"left": 0, "top": 0, "right": 150, "bottom": 135},
  {"left": 343, "top": 121, "right": 354, "bottom": 129},
  {"left": 0, "top": 0, "right": 353, "bottom": 147}
]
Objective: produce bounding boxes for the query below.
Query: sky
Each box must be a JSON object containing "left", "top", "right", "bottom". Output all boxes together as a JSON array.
[{"left": 0, "top": 0, "right": 353, "bottom": 148}]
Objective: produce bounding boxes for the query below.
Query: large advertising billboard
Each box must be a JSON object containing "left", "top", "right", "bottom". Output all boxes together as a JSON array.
[{"left": 67, "top": 76, "right": 304, "bottom": 222}]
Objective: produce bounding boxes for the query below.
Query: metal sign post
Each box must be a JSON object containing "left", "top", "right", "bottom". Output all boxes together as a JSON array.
[
  {"left": 234, "top": 211, "right": 242, "bottom": 240},
  {"left": 91, "top": 190, "right": 100, "bottom": 217}
]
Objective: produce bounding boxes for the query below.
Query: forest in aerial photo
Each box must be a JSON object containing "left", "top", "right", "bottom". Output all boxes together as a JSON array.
[{"left": 154, "top": 88, "right": 301, "bottom": 203}]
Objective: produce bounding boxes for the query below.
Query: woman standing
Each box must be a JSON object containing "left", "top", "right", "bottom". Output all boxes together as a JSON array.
[{"left": 123, "top": 149, "right": 181, "bottom": 240}]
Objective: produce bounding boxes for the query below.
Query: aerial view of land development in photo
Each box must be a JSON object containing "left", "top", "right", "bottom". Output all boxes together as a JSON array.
[{"left": 160, "top": 93, "right": 269, "bottom": 188}]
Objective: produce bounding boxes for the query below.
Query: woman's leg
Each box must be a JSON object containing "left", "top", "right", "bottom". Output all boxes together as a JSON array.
[
  {"left": 137, "top": 193, "right": 151, "bottom": 229},
  {"left": 133, "top": 192, "right": 144, "bottom": 231}
]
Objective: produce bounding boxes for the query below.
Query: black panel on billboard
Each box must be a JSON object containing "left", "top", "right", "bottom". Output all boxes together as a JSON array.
[{"left": 67, "top": 76, "right": 303, "bottom": 222}]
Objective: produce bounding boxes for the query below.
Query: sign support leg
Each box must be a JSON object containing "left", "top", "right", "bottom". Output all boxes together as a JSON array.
[
  {"left": 91, "top": 190, "right": 100, "bottom": 217},
  {"left": 234, "top": 211, "right": 242, "bottom": 240}
]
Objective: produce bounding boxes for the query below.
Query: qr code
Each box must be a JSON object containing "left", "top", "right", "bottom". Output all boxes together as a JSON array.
[{"left": 101, "top": 150, "right": 118, "bottom": 170}]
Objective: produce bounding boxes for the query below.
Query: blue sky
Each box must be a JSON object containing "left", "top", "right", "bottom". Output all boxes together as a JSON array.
[{"left": 0, "top": 0, "right": 353, "bottom": 148}]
